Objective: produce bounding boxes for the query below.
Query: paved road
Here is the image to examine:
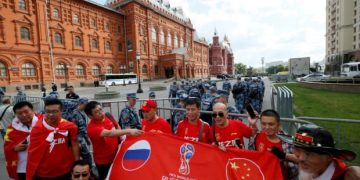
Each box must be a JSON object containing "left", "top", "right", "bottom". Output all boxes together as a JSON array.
[{"left": 0, "top": 77, "right": 273, "bottom": 179}]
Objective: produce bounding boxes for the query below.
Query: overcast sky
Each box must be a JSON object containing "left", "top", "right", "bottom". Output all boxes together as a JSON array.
[{"left": 96, "top": 0, "right": 325, "bottom": 68}]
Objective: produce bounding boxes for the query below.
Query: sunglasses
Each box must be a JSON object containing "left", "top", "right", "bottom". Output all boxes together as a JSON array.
[
  {"left": 73, "top": 173, "right": 89, "bottom": 178},
  {"left": 212, "top": 112, "right": 225, "bottom": 118}
]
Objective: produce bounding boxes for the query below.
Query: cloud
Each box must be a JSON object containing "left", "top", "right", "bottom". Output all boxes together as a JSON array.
[{"left": 96, "top": 0, "right": 325, "bottom": 67}]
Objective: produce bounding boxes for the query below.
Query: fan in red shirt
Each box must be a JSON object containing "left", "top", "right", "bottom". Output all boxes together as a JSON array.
[
  {"left": 26, "top": 98, "right": 79, "bottom": 180},
  {"left": 211, "top": 102, "right": 257, "bottom": 149},
  {"left": 175, "top": 98, "right": 211, "bottom": 143},
  {"left": 85, "top": 101, "right": 143, "bottom": 180},
  {"left": 141, "top": 100, "right": 171, "bottom": 134}
]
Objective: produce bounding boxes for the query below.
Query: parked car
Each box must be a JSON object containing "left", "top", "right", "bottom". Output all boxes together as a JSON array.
[{"left": 296, "top": 74, "right": 330, "bottom": 82}]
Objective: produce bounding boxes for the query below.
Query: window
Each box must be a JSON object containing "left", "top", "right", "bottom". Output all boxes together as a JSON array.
[
  {"left": 92, "top": 65, "right": 100, "bottom": 75},
  {"left": 75, "top": 36, "right": 82, "bottom": 47},
  {"left": 76, "top": 64, "right": 84, "bottom": 76},
  {"left": 73, "top": 14, "right": 80, "bottom": 24},
  {"left": 141, "top": 41, "right": 146, "bottom": 53},
  {"left": 118, "top": 43, "right": 123, "bottom": 52},
  {"left": 105, "top": 22, "right": 109, "bottom": 31},
  {"left": 90, "top": 18, "right": 96, "bottom": 28},
  {"left": 0, "top": 62, "right": 7, "bottom": 77},
  {"left": 53, "top": 8, "right": 60, "bottom": 18},
  {"left": 174, "top": 35, "right": 178, "bottom": 48},
  {"left": 153, "top": 46, "right": 157, "bottom": 55},
  {"left": 168, "top": 33, "right": 172, "bottom": 47},
  {"left": 180, "top": 37, "right": 183, "bottom": 48},
  {"left": 160, "top": 30, "right": 165, "bottom": 44},
  {"left": 20, "top": 27, "right": 30, "bottom": 40},
  {"left": 21, "top": 63, "right": 36, "bottom": 77},
  {"left": 19, "top": 0, "right": 26, "bottom": 10},
  {"left": 54, "top": 32, "right": 62, "bottom": 44},
  {"left": 56, "top": 63, "right": 66, "bottom": 76},
  {"left": 91, "top": 39, "right": 98, "bottom": 49},
  {"left": 105, "top": 41, "right": 111, "bottom": 51},
  {"left": 152, "top": 27, "right": 157, "bottom": 43},
  {"left": 142, "top": 65, "right": 148, "bottom": 73},
  {"left": 106, "top": 65, "right": 113, "bottom": 74}
]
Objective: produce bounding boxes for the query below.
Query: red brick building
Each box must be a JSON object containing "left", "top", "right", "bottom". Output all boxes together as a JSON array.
[
  {"left": 209, "top": 31, "right": 234, "bottom": 76},
  {"left": 0, "top": 0, "right": 209, "bottom": 91}
]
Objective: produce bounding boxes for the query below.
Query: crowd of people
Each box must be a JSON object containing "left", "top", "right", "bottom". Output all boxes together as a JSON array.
[{"left": 1, "top": 78, "right": 359, "bottom": 180}]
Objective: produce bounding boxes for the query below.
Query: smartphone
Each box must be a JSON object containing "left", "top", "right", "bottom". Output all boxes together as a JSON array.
[{"left": 245, "top": 103, "right": 256, "bottom": 119}]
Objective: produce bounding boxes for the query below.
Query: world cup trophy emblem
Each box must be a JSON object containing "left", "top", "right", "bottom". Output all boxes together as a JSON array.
[{"left": 179, "top": 143, "right": 195, "bottom": 175}]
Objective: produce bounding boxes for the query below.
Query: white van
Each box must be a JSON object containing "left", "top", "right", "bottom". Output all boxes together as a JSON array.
[{"left": 341, "top": 62, "right": 360, "bottom": 78}]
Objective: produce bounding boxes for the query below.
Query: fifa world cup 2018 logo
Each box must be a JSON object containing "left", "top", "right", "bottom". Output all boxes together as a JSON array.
[{"left": 179, "top": 143, "right": 195, "bottom": 175}]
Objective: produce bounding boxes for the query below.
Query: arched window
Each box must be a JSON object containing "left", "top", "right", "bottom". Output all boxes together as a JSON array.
[
  {"left": 92, "top": 65, "right": 100, "bottom": 75},
  {"left": 54, "top": 32, "right": 62, "bottom": 44},
  {"left": 168, "top": 32, "right": 172, "bottom": 47},
  {"left": 105, "top": 41, "right": 111, "bottom": 51},
  {"left": 75, "top": 36, "right": 82, "bottom": 47},
  {"left": 152, "top": 27, "right": 157, "bottom": 43},
  {"left": 19, "top": 0, "right": 26, "bottom": 10},
  {"left": 73, "top": 14, "right": 80, "bottom": 24},
  {"left": 53, "top": 8, "right": 60, "bottom": 18},
  {"left": 76, "top": 64, "right": 84, "bottom": 76},
  {"left": 20, "top": 27, "right": 30, "bottom": 40},
  {"left": 118, "top": 43, "right": 123, "bottom": 52},
  {"left": 142, "top": 65, "right": 148, "bottom": 73},
  {"left": 91, "top": 39, "right": 98, "bottom": 49},
  {"left": 55, "top": 63, "right": 66, "bottom": 76},
  {"left": 106, "top": 65, "right": 113, "bottom": 74},
  {"left": 21, "top": 62, "right": 36, "bottom": 77},
  {"left": 174, "top": 34, "right": 178, "bottom": 48},
  {"left": 90, "top": 18, "right": 96, "bottom": 28},
  {"left": 0, "top": 62, "right": 7, "bottom": 77},
  {"left": 180, "top": 37, "right": 183, "bottom": 48},
  {"left": 160, "top": 30, "right": 165, "bottom": 44}
]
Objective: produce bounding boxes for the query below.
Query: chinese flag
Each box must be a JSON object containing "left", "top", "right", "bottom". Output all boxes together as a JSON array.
[{"left": 108, "top": 133, "right": 283, "bottom": 180}]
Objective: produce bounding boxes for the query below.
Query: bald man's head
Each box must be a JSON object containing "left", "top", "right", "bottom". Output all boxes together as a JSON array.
[
  {"left": 213, "top": 102, "right": 227, "bottom": 112},
  {"left": 212, "top": 102, "right": 228, "bottom": 127}
]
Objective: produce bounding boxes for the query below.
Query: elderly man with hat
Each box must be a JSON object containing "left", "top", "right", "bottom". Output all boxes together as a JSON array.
[
  {"left": 118, "top": 93, "right": 141, "bottom": 130},
  {"left": 278, "top": 124, "right": 357, "bottom": 180},
  {"left": 141, "top": 99, "right": 171, "bottom": 134},
  {"left": 70, "top": 97, "right": 92, "bottom": 166}
]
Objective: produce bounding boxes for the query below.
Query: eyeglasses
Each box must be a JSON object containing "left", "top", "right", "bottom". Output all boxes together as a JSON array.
[
  {"left": 72, "top": 172, "right": 89, "bottom": 178},
  {"left": 212, "top": 112, "right": 225, "bottom": 118}
]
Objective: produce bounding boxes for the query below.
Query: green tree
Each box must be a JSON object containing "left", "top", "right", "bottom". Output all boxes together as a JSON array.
[
  {"left": 266, "top": 65, "right": 288, "bottom": 74},
  {"left": 235, "top": 63, "right": 247, "bottom": 75}
]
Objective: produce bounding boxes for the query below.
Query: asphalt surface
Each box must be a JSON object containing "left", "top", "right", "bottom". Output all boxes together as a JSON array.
[{"left": 0, "top": 77, "right": 273, "bottom": 179}]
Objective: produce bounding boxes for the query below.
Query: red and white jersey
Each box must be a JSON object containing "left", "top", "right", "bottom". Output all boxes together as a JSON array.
[
  {"left": 212, "top": 120, "right": 253, "bottom": 149},
  {"left": 175, "top": 118, "right": 211, "bottom": 143}
]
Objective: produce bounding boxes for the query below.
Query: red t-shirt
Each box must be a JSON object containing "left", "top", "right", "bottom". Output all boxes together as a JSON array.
[
  {"left": 175, "top": 118, "right": 211, "bottom": 143},
  {"left": 87, "top": 116, "right": 119, "bottom": 165},
  {"left": 142, "top": 117, "right": 171, "bottom": 134},
  {"left": 212, "top": 120, "right": 253, "bottom": 149},
  {"left": 36, "top": 119, "right": 77, "bottom": 178},
  {"left": 255, "top": 132, "right": 283, "bottom": 152}
]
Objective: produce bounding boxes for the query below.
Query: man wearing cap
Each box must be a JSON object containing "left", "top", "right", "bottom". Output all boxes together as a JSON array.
[
  {"left": 171, "top": 93, "right": 188, "bottom": 132},
  {"left": 278, "top": 124, "right": 357, "bottom": 180},
  {"left": 222, "top": 78, "right": 232, "bottom": 93},
  {"left": 71, "top": 97, "right": 92, "bottom": 166},
  {"left": 149, "top": 91, "right": 156, "bottom": 100},
  {"left": 168, "top": 82, "right": 178, "bottom": 107},
  {"left": 211, "top": 102, "right": 257, "bottom": 149},
  {"left": 118, "top": 93, "right": 141, "bottom": 130},
  {"left": 215, "top": 90, "right": 240, "bottom": 120},
  {"left": 141, "top": 100, "right": 171, "bottom": 134}
]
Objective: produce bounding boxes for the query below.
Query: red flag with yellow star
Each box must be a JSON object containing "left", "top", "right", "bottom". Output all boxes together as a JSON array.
[
  {"left": 4, "top": 125, "right": 30, "bottom": 179},
  {"left": 108, "top": 133, "right": 283, "bottom": 180}
]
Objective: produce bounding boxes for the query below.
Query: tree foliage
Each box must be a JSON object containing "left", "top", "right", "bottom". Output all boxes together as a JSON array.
[
  {"left": 235, "top": 63, "right": 247, "bottom": 75},
  {"left": 266, "top": 65, "right": 288, "bottom": 74}
]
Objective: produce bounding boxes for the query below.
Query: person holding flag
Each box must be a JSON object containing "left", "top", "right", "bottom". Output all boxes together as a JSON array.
[
  {"left": 26, "top": 98, "right": 79, "bottom": 180},
  {"left": 211, "top": 102, "right": 257, "bottom": 149},
  {"left": 4, "top": 101, "right": 41, "bottom": 180},
  {"left": 141, "top": 99, "right": 172, "bottom": 134},
  {"left": 175, "top": 98, "right": 212, "bottom": 143},
  {"left": 85, "top": 101, "right": 142, "bottom": 180}
]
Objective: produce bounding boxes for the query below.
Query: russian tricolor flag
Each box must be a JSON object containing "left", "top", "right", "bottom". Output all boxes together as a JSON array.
[{"left": 122, "top": 140, "right": 151, "bottom": 171}]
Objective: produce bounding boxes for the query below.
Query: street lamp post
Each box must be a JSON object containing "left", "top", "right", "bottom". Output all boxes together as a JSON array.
[{"left": 136, "top": 52, "right": 143, "bottom": 93}]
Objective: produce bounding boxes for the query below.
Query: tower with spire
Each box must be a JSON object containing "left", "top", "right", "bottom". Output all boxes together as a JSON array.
[{"left": 209, "top": 30, "right": 234, "bottom": 76}]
